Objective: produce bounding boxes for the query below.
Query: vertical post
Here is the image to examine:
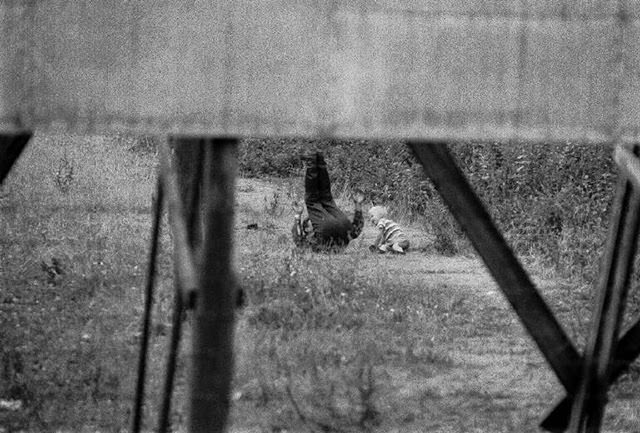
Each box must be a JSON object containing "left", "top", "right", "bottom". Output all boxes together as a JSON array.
[
  {"left": 156, "top": 137, "right": 205, "bottom": 433},
  {"left": 171, "top": 137, "right": 205, "bottom": 248},
  {"left": 568, "top": 165, "right": 640, "bottom": 432},
  {"left": 0, "top": 132, "right": 32, "bottom": 184},
  {"left": 189, "top": 137, "right": 238, "bottom": 433},
  {"left": 158, "top": 139, "right": 201, "bottom": 433}
]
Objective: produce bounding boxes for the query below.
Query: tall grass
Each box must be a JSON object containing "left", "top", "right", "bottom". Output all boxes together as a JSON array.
[
  {"left": 0, "top": 133, "right": 173, "bottom": 431},
  {"left": 238, "top": 138, "right": 617, "bottom": 283},
  {"left": 2, "top": 134, "right": 638, "bottom": 432}
]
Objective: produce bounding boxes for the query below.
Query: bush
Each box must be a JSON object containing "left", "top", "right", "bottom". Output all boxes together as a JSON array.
[
  {"left": 238, "top": 138, "right": 617, "bottom": 282},
  {"left": 449, "top": 141, "right": 615, "bottom": 279}
]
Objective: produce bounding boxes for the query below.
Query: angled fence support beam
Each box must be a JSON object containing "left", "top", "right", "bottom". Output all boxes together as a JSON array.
[
  {"left": 541, "top": 316, "right": 640, "bottom": 431},
  {"left": 157, "top": 138, "right": 206, "bottom": 433},
  {"left": 407, "top": 141, "right": 581, "bottom": 391},
  {"left": 170, "top": 137, "right": 205, "bottom": 249},
  {"left": 541, "top": 145, "right": 640, "bottom": 432},
  {"left": 615, "top": 145, "right": 640, "bottom": 191},
  {"left": 0, "top": 132, "right": 31, "bottom": 185},
  {"left": 540, "top": 146, "right": 640, "bottom": 433},
  {"left": 131, "top": 177, "right": 164, "bottom": 433},
  {"left": 159, "top": 141, "right": 200, "bottom": 306},
  {"left": 189, "top": 137, "right": 238, "bottom": 433},
  {"left": 566, "top": 150, "right": 640, "bottom": 433}
]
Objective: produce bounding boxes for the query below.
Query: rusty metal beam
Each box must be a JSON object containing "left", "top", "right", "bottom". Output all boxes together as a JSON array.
[
  {"left": 408, "top": 141, "right": 581, "bottom": 391},
  {"left": 0, "top": 132, "right": 31, "bottom": 185},
  {"left": 189, "top": 137, "right": 238, "bottom": 433}
]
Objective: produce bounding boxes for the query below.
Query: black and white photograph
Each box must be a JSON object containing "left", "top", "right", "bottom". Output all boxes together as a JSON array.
[{"left": 1, "top": 1, "right": 640, "bottom": 432}]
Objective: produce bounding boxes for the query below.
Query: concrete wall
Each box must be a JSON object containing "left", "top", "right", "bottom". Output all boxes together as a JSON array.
[{"left": 1, "top": 1, "right": 638, "bottom": 142}]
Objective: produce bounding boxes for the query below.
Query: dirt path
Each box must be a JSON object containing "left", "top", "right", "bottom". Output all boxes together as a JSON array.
[
  {"left": 231, "top": 178, "right": 637, "bottom": 433},
  {"left": 235, "top": 176, "right": 513, "bottom": 303}
]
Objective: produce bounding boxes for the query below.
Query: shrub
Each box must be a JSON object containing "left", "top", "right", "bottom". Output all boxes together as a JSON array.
[
  {"left": 449, "top": 141, "right": 615, "bottom": 279},
  {"left": 237, "top": 138, "right": 617, "bottom": 283},
  {"left": 53, "top": 154, "right": 75, "bottom": 194}
]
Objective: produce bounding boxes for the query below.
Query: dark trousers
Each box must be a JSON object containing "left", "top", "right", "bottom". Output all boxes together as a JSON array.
[{"left": 305, "top": 154, "right": 351, "bottom": 246}]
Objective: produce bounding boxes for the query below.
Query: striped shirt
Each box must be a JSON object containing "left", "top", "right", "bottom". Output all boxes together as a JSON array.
[{"left": 375, "top": 218, "right": 407, "bottom": 246}]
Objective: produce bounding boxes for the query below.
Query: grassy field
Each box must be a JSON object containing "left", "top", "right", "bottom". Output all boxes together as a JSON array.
[{"left": 1, "top": 134, "right": 640, "bottom": 432}]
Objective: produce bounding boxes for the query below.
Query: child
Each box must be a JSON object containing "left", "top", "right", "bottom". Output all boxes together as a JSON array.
[
  {"left": 368, "top": 205, "right": 410, "bottom": 254},
  {"left": 292, "top": 152, "right": 364, "bottom": 251}
]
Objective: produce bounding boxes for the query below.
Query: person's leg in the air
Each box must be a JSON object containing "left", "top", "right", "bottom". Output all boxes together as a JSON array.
[
  {"left": 303, "top": 153, "right": 329, "bottom": 228},
  {"left": 315, "top": 152, "right": 350, "bottom": 224},
  {"left": 297, "top": 152, "right": 363, "bottom": 250}
]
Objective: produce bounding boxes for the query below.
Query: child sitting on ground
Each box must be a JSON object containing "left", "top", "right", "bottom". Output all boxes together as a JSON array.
[{"left": 368, "top": 206, "right": 410, "bottom": 254}]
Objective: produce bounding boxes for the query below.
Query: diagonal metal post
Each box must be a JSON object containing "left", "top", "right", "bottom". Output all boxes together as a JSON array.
[
  {"left": 132, "top": 138, "right": 207, "bottom": 433},
  {"left": 158, "top": 285, "right": 185, "bottom": 433},
  {"left": 189, "top": 137, "right": 238, "bottom": 433},
  {"left": 159, "top": 140, "right": 200, "bottom": 306},
  {"left": 541, "top": 316, "right": 640, "bottom": 431},
  {"left": 566, "top": 147, "right": 640, "bottom": 433},
  {"left": 408, "top": 141, "right": 581, "bottom": 391},
  {"left": 158, "top": 138, "right": 206, "bottom": 433},
  {"left": 131, "top": 178, "right": 164, "bottom": 433},
  {"left": 170, "top": 137, "right": 205, "bottom": 249},
  {"left": 541, "top": 144, "right": 640, "bottom": 432},
  {"left": 0, "top": 132, "right": 31, "bottom": 185}
]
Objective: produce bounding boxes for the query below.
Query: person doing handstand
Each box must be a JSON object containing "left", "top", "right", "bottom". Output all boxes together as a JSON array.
[
  {"left": 292, "top": 152, "right": 364, "bottom": 251},
  {"left": 368, "top": 205, "right": 410, "bottom": 254}
]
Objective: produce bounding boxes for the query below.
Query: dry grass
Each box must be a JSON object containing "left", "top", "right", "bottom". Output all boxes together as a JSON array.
[{"left": 1, "top": 134, "right": 639, "bottom": 432}]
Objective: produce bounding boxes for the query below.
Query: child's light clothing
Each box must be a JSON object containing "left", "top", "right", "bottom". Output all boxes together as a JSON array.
[{"left": 373, "top": 217, "right": 409, "bottom": 253}]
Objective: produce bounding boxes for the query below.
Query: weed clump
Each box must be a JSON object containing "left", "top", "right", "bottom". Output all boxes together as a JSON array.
[
  {"left": 238, "top": 139, "right": 616, "bottom": 283},
  {"left": 241, "top": 250, "right": 371, "bottom": 333},
  {"left": 53, "top": 153, "right": 75, "bottom": 194}
]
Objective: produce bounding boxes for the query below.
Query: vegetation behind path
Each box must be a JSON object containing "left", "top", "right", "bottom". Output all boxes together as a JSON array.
[{"left": 1, "top": 135, "right": 639, "bottom": 432}]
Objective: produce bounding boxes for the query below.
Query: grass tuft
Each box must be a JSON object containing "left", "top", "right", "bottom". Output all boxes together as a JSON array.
[{"left": 1, "top": 134, "right": 638, "bottom": 432}]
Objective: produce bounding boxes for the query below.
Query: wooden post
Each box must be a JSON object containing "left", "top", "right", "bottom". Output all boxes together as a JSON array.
[
  {"left": 189, "top": 138, "right": 238, "bottom": 433},
  {"left": 0, "top": 132, "right": 31, "bottom": 185}
]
